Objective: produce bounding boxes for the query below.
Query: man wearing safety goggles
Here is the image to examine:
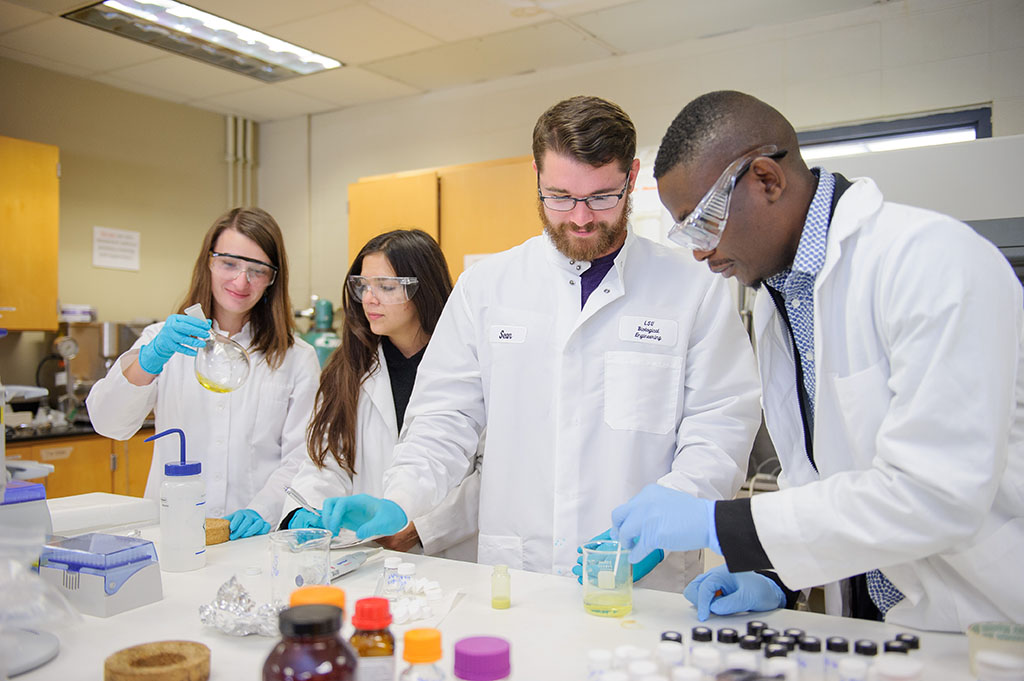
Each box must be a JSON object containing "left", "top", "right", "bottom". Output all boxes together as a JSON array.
[
  {"left": 316, "top": 95, "right": 763, "bottom": 593},
  {"left": 609, "top": 90, "right": 1024, "bottom": 633}
]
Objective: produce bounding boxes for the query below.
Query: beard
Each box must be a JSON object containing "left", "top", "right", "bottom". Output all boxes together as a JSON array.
[{"left": 540, "top": 194, "right": 631, "bottom": 261}]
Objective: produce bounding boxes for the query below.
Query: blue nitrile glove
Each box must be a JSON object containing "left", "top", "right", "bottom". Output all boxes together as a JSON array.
[
  {"left": 288, "top": 508, "right": 324, "bottom": 530},
  {"left": 610, "top": 484, "right": 716, "bottom": 563},
  {"left": 683, "top": 564, "right": 786, "bottom": 621},
  {"left": 572, "top": 529, "right": 665, "bottom": 584},
  {"left": 138, "top": 314, "right": 211, "bottom": 375},
  {"left": 224, "top": 509, "right": 271, "bottom": 540},
  {"left": 321, "top": 494, "right": 408, "bottom": 539}
]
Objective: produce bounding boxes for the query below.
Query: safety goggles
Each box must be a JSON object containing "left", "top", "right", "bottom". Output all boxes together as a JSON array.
[
  {"left": 347, "top": 276, "right": 419, "bottom": 305},
  {"left": 209, "top": 251, "right": 278, "bottom": 286},
  {"left": 667, "top": 146, "right": 787, "bottom": 251}
]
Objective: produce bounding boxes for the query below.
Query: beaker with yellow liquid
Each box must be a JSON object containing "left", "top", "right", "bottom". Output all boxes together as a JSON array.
[
  {"left": 184, "top": 304, "right": 250, "bottom": 393},
  {"left": 581, "top": 539, "right": 632, "bottom": 617}
]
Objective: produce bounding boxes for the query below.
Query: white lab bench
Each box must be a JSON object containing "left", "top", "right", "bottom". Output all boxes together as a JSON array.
[{"left": 22, "top": 525, "right": 972, "bottom": 680}]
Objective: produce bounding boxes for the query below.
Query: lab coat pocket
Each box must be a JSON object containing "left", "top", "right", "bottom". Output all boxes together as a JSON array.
[
  {"left": 477, "top": 534, "right": 523, "bottom": 570},
  {"left": 252, "top": 380, "right": 291, "bottom": 449},
  {"left": 828, "top": 360, "right": 889, "bottom": 467},
  {"left": 604, "top": 351, "right": 682, "bottom": 435},
  {"left": 943, "top": 517, "right": 1024, "bottom": 624}
]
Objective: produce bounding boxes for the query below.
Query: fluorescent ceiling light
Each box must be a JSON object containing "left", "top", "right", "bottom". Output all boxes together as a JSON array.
[
  {"left": 800, "top": 126, "right": 977, "bottom": 161},
  {"left": 64, "top": 0, "right": 342, "bottom": 83}
]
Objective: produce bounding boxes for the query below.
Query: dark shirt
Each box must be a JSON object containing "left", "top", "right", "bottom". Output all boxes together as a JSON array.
[
  {"left": 382, "top": 336, "right": 425, "bottom": 429},
  {"left": 580, "top": 245, "right": 622, "bottom": 309}
]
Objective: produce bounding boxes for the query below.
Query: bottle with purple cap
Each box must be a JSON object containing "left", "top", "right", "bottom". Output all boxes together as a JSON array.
[{"left": 453, "top": 636, "right": 511, "bottom": 681}]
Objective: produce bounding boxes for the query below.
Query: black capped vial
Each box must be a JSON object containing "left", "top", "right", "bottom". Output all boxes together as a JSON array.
[
  {"left": 854, "top": 640, "right": 878, "bottom": 657},
  {"left": 884, "top": 640, "right": 910, "bottom": 654},
  {"left": 660, "top": 630, "right": 684, "bottom": 645},
  {"left": 895, "top": 633, "right": 920, "bottom": 650},
  {"left": 717, "top": 628, "right": 739, "bottom": 646},
  {"left": 797, "top": 636, "right": 823, "bottom": 680},
  {"left": 747, "top": 620, "right": 767, "bottom": 637},
  {"left": 783, "top": 628, "right": 805, "bottom": 641},
  {"left": 826, "top": 636, "right": 850, "bottom": 654},
  {"left": 760, "top": 628, "right": 780, "bottom": 644},
  {"left": 773, "top": 635, "right": 798, "bottom": 652},
  {"left": 691, "top": 626, "right": 713, "bottom": 643},
  {"left": 764, "top": 643, "right": 788, "bottom": 659},
  {"left": 738, "top": 635, "right": 762, "bottom": 651},
  {"left": 824, "top": 636, "right": 850, "bottom": 679}
]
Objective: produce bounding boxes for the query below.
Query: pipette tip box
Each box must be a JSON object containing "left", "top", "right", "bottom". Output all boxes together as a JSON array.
[{"left": 39, "top": 533, "right": 162, "bottom": 617}]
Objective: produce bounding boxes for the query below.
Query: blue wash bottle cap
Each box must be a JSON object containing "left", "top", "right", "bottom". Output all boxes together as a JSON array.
[{"left": 145, "top": 428, "right": 201, "bottom": 476}]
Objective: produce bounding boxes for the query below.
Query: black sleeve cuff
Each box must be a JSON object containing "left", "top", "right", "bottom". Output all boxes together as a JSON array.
[
  {"left": 756, "top": 570, "right": 801, "bottom": 610},
  {"left": 279, "top": 508, "right": 298, "bottom": 531},
  {"left": 716, "top": 497, "right": 773, "bottom": 572}
]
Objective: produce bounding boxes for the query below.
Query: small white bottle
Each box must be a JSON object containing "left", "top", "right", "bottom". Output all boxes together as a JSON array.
[
  {"left": 586, "top": 649, "right": 613, "bottom": 680},
  {"left": 491, "top": 564, "right": 511, "bottom": 609},
  {"left": 148, "top": 428, "right": 206, "bottom": 572},
  {"left": 689, "top": 647, "right": 720, "bottom": 679},
  {"left": 376, "top": 556, "right": 403, "bottom": 599},
  {"left": 764, "top": 657, "right": 799, "bottom": 680},
  {"left": 838, "top": 657, "right": 869, "bottom": 681},
  {"left": 655, "top": 641, "right": 685, "bottom": 674},
  {"left": 397, "top": 562, "right": 417, "bottom": 595},
  {"left": 627, "top": 660, "right": 659, "bottom": 680}
]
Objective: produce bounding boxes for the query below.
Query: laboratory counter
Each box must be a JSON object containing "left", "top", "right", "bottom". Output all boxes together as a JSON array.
[{"left": 22, "top": 526, "right": 972, "bottom": 680}]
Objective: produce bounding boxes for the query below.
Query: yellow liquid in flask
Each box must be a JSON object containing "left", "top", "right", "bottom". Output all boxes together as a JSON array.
[
  {"left": 583, "top": 591, "right": 632, "bottom": 617},
  {"left": 196, "top": 374, "right": 234, "bottom": 393}
]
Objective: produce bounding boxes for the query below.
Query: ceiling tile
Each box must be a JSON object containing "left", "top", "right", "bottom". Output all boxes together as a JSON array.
[
  {"left": 106, "top": 55, "right": 261, "bottom": 101},
  {"left": 184, "top": 0, "right": 360, "bottom": 32},
  {"left": 272, "top": 3, "right": 440, "bottom": 65},
  {"left": 365, "top": 20, "right": 612, "bottom": 91},
  {"left": 3, "top": 0, "right": 90, "bottom": 15},
  {"left": 368, "top": 0, "right": 552, "bottom": 42},
  {"left": 91, "top": 72, "right": 192, "bottom": 103},
  {"left": 0, "top": 17, "right": 163, "bottom": 73},
  {"left": 194, "top": 84, "right": 340, "bottom": 122},
  {"left": 278, "top": 65, "right": 421, "bottom": 107},
  {"left": 0, "top": 44, "right": 92, "bottom": 77},
  {"left": 0, "top": 0, "right": 48, "bottom": 34}
]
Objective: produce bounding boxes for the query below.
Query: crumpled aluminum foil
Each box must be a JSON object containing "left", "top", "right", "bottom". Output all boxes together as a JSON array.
[{"left": 198, "top": 575, "right": 279, "bottom": 637}]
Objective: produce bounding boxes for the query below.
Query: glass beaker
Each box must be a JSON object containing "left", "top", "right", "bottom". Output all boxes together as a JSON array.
[
  {"left": 194, "top": 333, "right": 250, "bottom": 392},
  {"left": 581, "top": 539, "right": 632, "bottom": 617},
  {"left": 268, "top": 529, "right": 332, "bottom": 609}
]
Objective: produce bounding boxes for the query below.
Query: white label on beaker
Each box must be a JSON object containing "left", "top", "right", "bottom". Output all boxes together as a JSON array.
[{"left": 598, "top": 569, "right": 615, "bottom": 590}]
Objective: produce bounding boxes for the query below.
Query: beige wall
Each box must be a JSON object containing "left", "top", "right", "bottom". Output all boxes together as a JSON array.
[
  {"left": 259, "top": 0, "right": 1024, "bottom": 310},
  {"left": 0, "top": 57, "right": 226, "bottom": 385}
]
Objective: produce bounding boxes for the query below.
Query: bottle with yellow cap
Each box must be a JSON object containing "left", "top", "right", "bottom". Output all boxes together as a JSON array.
[{"left": 399, "top": 628, "right": 445, "bottom": 680}]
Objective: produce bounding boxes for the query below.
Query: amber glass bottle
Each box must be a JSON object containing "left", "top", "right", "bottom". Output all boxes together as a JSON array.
[
  {"left": 350, "top": 597, "right": 396, "bottom": 681},
  {"left": 263, "top": 604, "right": 358, "bottom": 681}
]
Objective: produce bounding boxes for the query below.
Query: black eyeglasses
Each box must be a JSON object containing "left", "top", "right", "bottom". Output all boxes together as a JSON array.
[{"left": 537, "top": 172, "right": 631, "bottom": 212}]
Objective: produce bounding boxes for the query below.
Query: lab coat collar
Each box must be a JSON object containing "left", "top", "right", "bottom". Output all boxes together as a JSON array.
[
  {"left": 541, "top": 225, "right": 636, "bottom": 277},
  {"left": 365, "top": 343, "right": 399, "bottom": 438}
]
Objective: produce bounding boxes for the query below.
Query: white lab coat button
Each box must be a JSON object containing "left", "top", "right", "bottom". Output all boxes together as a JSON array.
[
  {"left": 576, "top": 265, "right": 581, "bottom": 270},
  {"left": 569, "top": 279, "right": 576, "bottom": 286},
  {"left": 603, "top": 289, "right": 610, "bottom": 294}
]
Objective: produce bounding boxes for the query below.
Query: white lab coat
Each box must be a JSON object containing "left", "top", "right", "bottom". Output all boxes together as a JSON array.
[
  {"left": 283, "top": 344, "right": 480, "bottom": 561},
  {"left": 87, "top": 321, "right": 321, "bottom": 522},
  {"left": 383, "top": 229, "right": 762, "bottom": 592},
  {"left": 750, "top": 177, "right": 1024, "bottom": 631}
]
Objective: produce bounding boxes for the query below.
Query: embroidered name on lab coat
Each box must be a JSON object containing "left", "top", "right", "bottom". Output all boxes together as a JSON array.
[
  {"left": 619, "top": 316, "right": 678, "bottom": 345},
  {"left": 489, "top": 325, "right": 527, "bottom": 343}
]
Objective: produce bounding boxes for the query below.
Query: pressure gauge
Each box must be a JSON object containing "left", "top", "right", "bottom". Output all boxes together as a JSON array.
[{"left": 53, "top": 335, "right": 79, "bottom": 360}]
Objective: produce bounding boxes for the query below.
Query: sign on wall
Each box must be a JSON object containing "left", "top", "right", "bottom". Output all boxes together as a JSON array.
[{"left": 93, "top": 226, "right": 140, "bottom": 271}]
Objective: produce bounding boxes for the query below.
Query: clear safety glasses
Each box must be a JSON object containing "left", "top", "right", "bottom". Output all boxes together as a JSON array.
[
  {"left": 667, "top": 146, "right": 788, "bottom": 251},
  {"left": 209, "top": 251, "right": 278, "bottom": 286},
  {"left": 347, "top": 275, "right": 419, "bottom": 305},
  {"left": 538, "top": 172, "right": 631, "bottom": 212}
]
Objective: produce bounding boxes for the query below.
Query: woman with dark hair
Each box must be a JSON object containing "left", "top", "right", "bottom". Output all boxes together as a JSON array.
[
  {"left": 281, "top": 229, "right": 479, "bottom": 559},
  {"left": 88, "top": 208, "right": 321, "bottom": 540}
]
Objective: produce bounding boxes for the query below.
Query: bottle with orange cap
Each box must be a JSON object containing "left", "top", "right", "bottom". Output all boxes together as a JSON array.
[
  {"left": 350, "top": 597, "right": 396, "bottom": 681},
  {"left": 262, "top": 585, "right": 359, "bottom": 681},
  {"left": 399, "top": 628, "right": 445, "bottom": 680}
]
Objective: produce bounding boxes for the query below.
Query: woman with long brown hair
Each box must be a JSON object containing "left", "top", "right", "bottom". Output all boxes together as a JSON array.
[
  {"left": 281, "top": 229, "right": 479, "bottom": 559},
  {"left": 88, "top": 208, "right": 320, "bottom": 540}
]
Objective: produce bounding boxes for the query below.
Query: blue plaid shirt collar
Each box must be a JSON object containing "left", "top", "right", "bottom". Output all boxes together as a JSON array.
[{"left": 765, "top": 168, "right": 835, "bottom": 291}]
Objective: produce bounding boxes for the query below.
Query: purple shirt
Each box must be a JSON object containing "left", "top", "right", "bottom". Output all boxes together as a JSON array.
[{"left": 580, "top": 245, "right": 622, "bottom": 308}]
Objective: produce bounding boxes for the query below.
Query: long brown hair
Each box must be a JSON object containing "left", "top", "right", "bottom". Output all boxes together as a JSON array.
[
  {"left": 306, "top": 229, "right": 452, "bottom": 475},
  {"left": 178, "top": 207, "right": 296, "bottom": 369}
]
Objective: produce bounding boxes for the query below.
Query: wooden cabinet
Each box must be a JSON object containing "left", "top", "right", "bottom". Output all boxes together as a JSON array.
[
  {"left": 348, "top": 156, "right": 541, "bottom": 279},
  {"left": 0, "top": 134, "right": 60, "bottom": 331},
  {"left": 5, "top": 429, "right": 154, "bottom": 499}
]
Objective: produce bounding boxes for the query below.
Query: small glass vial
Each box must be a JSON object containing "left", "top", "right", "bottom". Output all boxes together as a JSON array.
[
  {"left": 376, "top": 556, "right": 403, "bottom": 599},
  {"left": 350, "top": 597, "right": 395, "bottom": 681},
  {"left": 824, "top": 636, "right": 850, "bottom": 681},
  {"left": 655, "top": 640, "right": 684, "bottom": 673},
  {"left": 689, "top": 626, "right": 713, "bottom": 663},
  {"left": 627, "top": 660, "right": 659, "bottom": 679},
  {"left": 872, "top": 656, "right": 923, "bottom": 681},
  {"left": 894, "top": 633, "right": 919, "bottom": 651},
  {"left": 263, "top": 604, "right": 357, "bottom": 681},
  {"left": 738, "top": 635, "right": 762, "bottom": 654},
  {"left": 796, "top": 635, "right": 824, "bottom": 680},
  {"left": 854, "top": 640, "right": 877, "bottom": 666},
  {"left": 724, "top": 650, "right": 759, "bottom": 672},
  {"left": 837, "top": 657, "right": 869, "bottom": 681},
  {"left": 764, "top": 657, "right": 799, "bottom": 680},
  {"left": 660, "top": 631, "right": 684, "bottom": 645},
  {"left": 397, "top": 562, "right": 417, "bottom": 595},
  {"left": 716, "top": 628, "right": 739, "bottom": 655},
  {"left": 400, "top": 628, "right": 445, "bottom": 681},
  {"left": 586, "top": 649, "right": 613, "bottom": 679},
  {"left": 689, "top": 646, "right": 720, "bottom": 679},
  {"left": 491, "top": 564, "right": 510, "bottom": 609},
  {"left": 454, "top": 636, "right": 510, "bottom": 681},
  {"left": 746, "top": 621, "right": 767, "bottom": 638}
]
